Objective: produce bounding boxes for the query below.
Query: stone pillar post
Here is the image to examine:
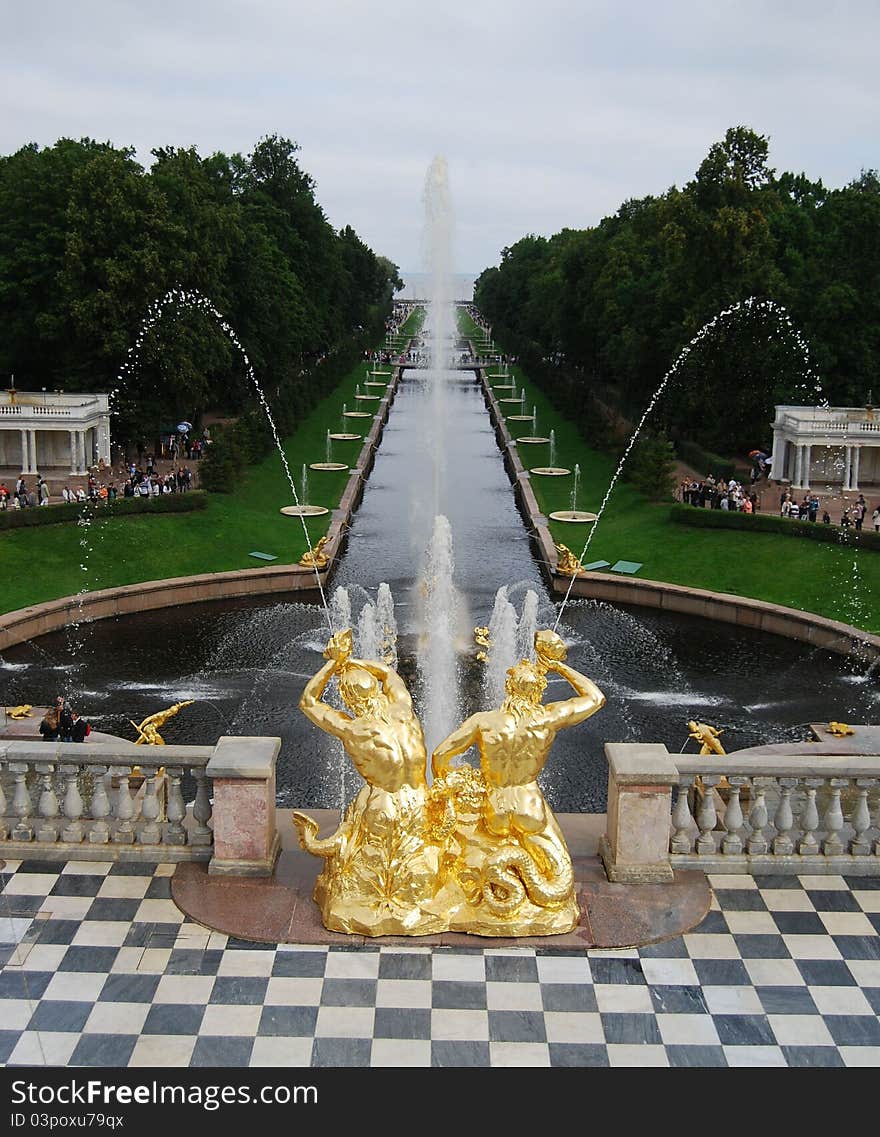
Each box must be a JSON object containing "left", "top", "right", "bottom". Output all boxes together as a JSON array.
[
  {"left": 28, "top": 430, "right": 38, "bottom": 474},
  {"left": 852, "top": 446, "right": 861, "bottom": 490},
  {"left": 844, "top": 445, "right": 853, "bottom": 491},
  {"left": 599, "top": 743, "right": 677, "bottom": 883},
  {"left": 793, "top": 445, "right": 803, "bottom": 487},
  {"left": 802, "top": 443, "right": 811, "bottom": 488},
  {"left": 69, "top": 431, "right": 77, "bottom": 475},
  {"left": 769, "top": 429, "right": 784, "bottom": 481},
  {"left": 20, "top": 429, "right": 28, "bottom": 473},
  {"left": 206, "top": 736, "right": 281, "bottom": 877}
]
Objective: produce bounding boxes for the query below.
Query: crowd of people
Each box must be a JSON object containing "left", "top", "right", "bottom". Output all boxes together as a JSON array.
[
  {"left": 0, "top": 458, "right": 196, "bottom": 511},
  {"left": 678, "top": 473, "right": 880, "bottom": 531},
  {"left": 38, "top": 695, "right": 91, "bottom": 743},
  {"left": 677, "top": 475, "right": 761, "bottom": 513}
]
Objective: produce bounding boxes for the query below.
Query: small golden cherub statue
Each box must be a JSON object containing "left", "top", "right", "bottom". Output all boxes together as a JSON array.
[
  {"left": 130, "top": 700, "right": 194, "bottom": 745},
  {"left": 299, "top": 534, "right": 330, "bottom": 569},
  {"left": 554, "top": 543, "right": 585, "bottom": 576},
  {"left": 474, "top": 626, "right": 491, "bottom": 661},
  {"left": 687, "top": 720, "right": 726, "bottom": 755},
  {"left": 828, "top": 721, "right": 854, "bottom": 737},
  {"left": 6, "top": 705, "right": 33, "bottom": 719}
]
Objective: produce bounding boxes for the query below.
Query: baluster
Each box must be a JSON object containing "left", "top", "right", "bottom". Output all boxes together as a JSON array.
[
  {"left": 10, "top": 761, "right": 35, "bottom": 841},
  {"left": 850, "top": 779, "right": 876, "bottom": 856},
  {"left": 60, "top": 763, "right": 85, "bottom": 844},
  {"left": 163, "top": 767, "right": 187, "bottom": 845},
  {"left": 772, "top": 779, "right": 797, "bottom": 855},
  {"left": 189, "top": 769, "right": 213, "bottom": 846},
  {"left": 0, "top": 764, "right": 7, "bottom": 840},
  {"left": 138, "top": 767, "right": 162, "bottom": 845},
  {"left": 87, "top": 765, "right": 110, "bottom": 843},
  {"left": 670, "top": 780, "right": 696, "bottom": 853},
  {"left": 822, "top": 778, "right": 847, "bottom": 856},
  {"left": 798, "top": 778, "right": 822, "bottom": 855},
  {"left": 746, "top": 784, "right": 769, "bottom": 854},
  {"left": 35, "top": 764, "right": 60, "bottom": 843},
  {"left": 113, "top": 768, "right": 136, "bottom": 844},
  {"left": 696, "top": 775, "right": 720, "bottom": 854},
  {"left": 721, "top": 778, "right": 747, "bottom": 855}
]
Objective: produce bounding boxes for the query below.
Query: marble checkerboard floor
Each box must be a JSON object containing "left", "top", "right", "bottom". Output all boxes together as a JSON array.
[{"left": 1, "top": 858, "right": 879, "bottom": 1068}]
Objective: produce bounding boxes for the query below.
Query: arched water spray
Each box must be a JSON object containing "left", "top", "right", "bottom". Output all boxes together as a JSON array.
[
  {"left": 554, "top": 297, "right": 821, "bottom": 630},
  {"left": 114, "top": 287, "right": 331, "bottom": 628}
]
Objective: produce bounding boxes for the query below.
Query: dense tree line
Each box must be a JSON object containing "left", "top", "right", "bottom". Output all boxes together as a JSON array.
[
  {"left": 474, "top": 127, "right": 880, "bottom": 460},
  {"left": 0, "top": 134, "right": 402, "bottom": 449}
]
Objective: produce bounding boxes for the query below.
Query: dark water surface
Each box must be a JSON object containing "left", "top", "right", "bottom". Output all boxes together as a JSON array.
[{"left": 3, "top": 369, "right": 878, "bottom": 812}]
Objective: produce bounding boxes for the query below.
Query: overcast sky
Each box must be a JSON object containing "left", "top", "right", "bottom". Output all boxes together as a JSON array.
[{"left": 3, "top": 1, "right": 878, "bottom": 280}]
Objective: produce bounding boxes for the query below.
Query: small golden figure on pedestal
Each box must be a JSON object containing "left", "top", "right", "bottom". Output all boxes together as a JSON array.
[
  {"left": 299, "top": 535, "right": 330, "bottom": 569},
  {"left": 554, "top": 543, "right": 585, "bottom": 576}
]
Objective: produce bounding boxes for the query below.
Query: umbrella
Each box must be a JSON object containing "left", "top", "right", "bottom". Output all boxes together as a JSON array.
[{"left": 176, "top": 421, "right": 193, "bottom": 433}]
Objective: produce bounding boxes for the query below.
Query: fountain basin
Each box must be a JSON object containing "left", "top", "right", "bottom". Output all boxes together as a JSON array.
[
  {"left": 365, "top": 382, "right": 388, "bottom": 389},
  {"left": 328, "top": 432, "right": 362, "bottom": 441},
  {"left": 370, "top": 370, "right": 391, "bottom": 376},
  {"left": 497, "top": 398, "right": 524, "bottom": 405},
  {"left": 514, "top": 436, "right": 551, "bottom": 444},
  {"left": 355, "top": 394, "right": 382, "bottom": 401},
  {"left": 309, "top": 462, "right": 349, "bottom": 472},
  {"left": 506, "top": 414, "right": 534, "bottom": 421},
  {"left": 530, "top": 467, "right": 572, "bottom": 476},
  {"left": 343, "top": 411, "right": 373, "bottom": 418},
  {"left": 549, "top": 510, "right": 599, "bottom": 523},
  {"left": 280, "top": 504, "right": 330, "bottom": 517}
]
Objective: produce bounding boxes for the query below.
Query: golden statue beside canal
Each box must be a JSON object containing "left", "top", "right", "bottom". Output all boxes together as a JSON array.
[{"left": 292, "top": 626, "right": 605, "bottom": 937}]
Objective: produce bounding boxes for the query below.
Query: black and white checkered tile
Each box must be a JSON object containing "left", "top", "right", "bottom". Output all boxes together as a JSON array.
[{"left": 1, "top": 860, "right": 879, "bottom": 1067}]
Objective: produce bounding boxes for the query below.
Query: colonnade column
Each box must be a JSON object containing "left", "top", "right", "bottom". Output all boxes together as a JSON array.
[
  {"left": 852, "top": 447, "right": 861, "bottom": 491},
  {"left": 801, "top": 443, "right": 811, "bottom": 488},
  {"left": 844, "top": 446, "right": 853, "bottom": 491},
  {"left": 20, "top": 429, "right": 28, "bottom": 474},
  {"left": 28, "top": 430, "right": 38, "bottom": 474},
  {"left": 69, "top": 431, "right": 77, "bottom": 475},
  {"left": 768, "top": 429, "right": 784, "bottom": 481}
]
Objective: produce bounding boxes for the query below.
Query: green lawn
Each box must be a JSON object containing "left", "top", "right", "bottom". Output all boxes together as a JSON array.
[
  {"left": 3, "top": 302, "right": 878, "bottom": 634},
  {"left": 0, "top": 310, "right": 425, "bottom": 616},
  {"left": 458, "top": 308, "right": 880, "bottom": 634}
]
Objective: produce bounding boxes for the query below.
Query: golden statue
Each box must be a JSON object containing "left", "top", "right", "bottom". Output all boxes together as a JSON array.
[
  {"left": 828, "top": 721, "right": 854, "bottom": 737},
  {"left": 474, "top": 625, "right": 491, "bottom": 661},
  {"left": 130, "top": 700, "right": 194, "bottom": 746},
  {"left": 292, "top": 629, "right": 446, "bottom": 936},
  {"left": 687, "top": 720, "right": 726, "bottom": 756},
  {"left": 555, "top": 543, "right": 585, "bottom": 576},
  {"left": 300, "top": 535, "right": 330, "bottom": 569},
  {"left": 429, "top": 629, "right": 604, "bottom": 935},
  {"left": 6, "top": 705, "right": 33, "bottom": 719}
]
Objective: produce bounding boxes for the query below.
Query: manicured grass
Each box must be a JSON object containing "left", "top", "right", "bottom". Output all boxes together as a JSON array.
[
  {"left": 458, "top": 309, "right": 880, "bottom": 633},
  {"left": 0, "top": 311, "right": 425, "bottom": 616}
]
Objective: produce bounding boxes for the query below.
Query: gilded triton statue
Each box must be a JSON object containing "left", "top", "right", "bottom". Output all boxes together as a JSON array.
[
  {"left": 687, "top": 720, "right": 726, "bottom": 755},
  {"left": 292, "top": 629, "right": 447, "bottom": 936},
  {"left": 429, "top": 629, "right": 605, "bottom": 936},
  {"left": 130, "top": 700, "right": 194, "bottom": 745},
  {"left": 6, "top": 705, "right": 33, "bottom": 719}
]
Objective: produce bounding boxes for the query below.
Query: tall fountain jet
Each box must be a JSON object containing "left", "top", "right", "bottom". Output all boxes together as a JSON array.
[{"left": 415, "top": 156, "right": 463, "bottom": 760}]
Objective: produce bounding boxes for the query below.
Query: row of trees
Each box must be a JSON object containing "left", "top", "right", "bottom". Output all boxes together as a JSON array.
[
  {"left": 0, "top": 134, "right": 402, "bottom": 447},
  {"left": 474, "top": 127, "right": 880, "bottom": 460}
]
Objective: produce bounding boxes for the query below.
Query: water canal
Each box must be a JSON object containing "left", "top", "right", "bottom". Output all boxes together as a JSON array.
[{"left": 2, "top": 359, "right": 879, "bottom": 812}]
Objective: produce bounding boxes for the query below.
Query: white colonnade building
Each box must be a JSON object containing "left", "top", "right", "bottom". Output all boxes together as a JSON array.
[
  {"left": 0, "top": 388, "right": 111, "bottom": 476},
  {"left": 769, "top": 403, "right": 880, "bottom": 491}
]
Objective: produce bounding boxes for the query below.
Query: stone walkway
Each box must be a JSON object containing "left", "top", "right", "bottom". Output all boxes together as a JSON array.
[{"left": 2, "top": 830, "right": 878, "bottom": 1068}]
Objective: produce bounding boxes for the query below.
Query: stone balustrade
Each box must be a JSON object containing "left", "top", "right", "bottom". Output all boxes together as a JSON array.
[
  {"left": 0, "top": 736, "right": 281, "bottom": 876},
  {"left": 600, "top": 741, "right": 880, "bottom": 880}
]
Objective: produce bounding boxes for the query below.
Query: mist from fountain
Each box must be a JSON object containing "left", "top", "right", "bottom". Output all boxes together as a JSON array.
[
  {"left": 376, "top": 582, "right": 398, "bottom": 669},
  {"left": 484, "top": 586, "right": 519, "bottom": 707},
  {"left": 357, "top": 602, "right": 379, "bottom": 662},
  {"left": 516, "top": 589, "right": 540, "bottom": 664},
  {"left": 419, "top": 514, "right": 461, "bottom": 759}
]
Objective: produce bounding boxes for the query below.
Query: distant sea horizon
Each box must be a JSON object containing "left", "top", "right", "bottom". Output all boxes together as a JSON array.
[{"left": 396, "top": 272, "right": 477, "bottom": 301}]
